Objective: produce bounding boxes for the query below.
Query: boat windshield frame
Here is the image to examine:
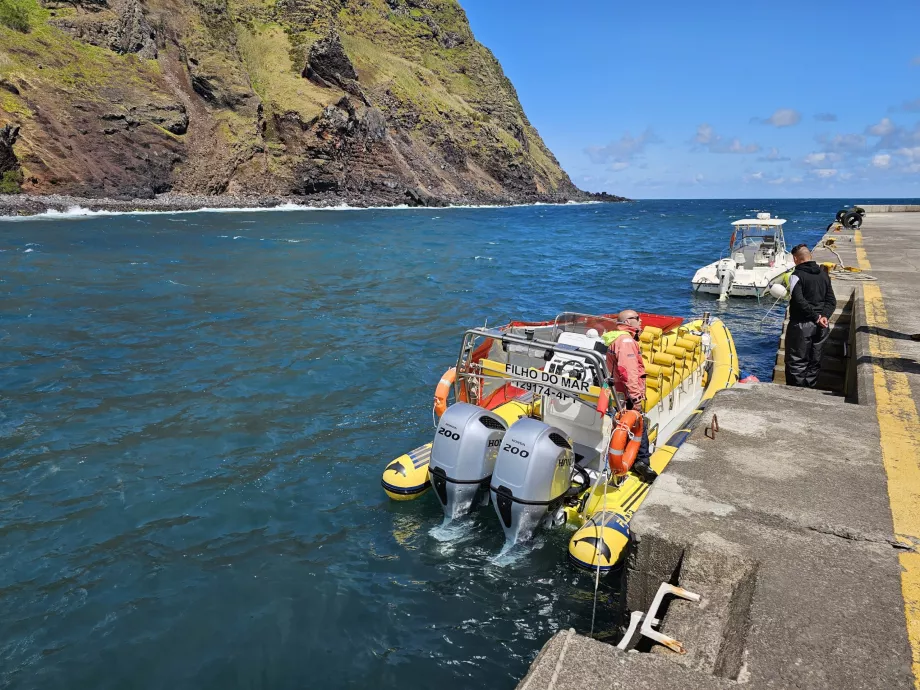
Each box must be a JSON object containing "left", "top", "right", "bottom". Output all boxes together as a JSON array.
[
  {"left": 550, "top": 312, "right": 620, "bottom": 341},
  {"left": 727, "top": 222, "right": 787, "bottom": 257},
  {"left": 453, "top": 326, "right": 620, "bottom": 414}
]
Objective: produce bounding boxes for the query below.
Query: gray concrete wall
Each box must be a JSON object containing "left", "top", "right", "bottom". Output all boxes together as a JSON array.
[{"left": 856, "top": 205, "right": 920, "bottom": 212}]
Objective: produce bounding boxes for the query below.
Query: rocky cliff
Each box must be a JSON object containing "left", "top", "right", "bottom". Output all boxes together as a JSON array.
[{"left": 0, "top": 0, "right": 612, "bottom": 205}]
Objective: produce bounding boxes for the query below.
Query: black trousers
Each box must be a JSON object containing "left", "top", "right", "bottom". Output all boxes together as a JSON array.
[
  {"left": 785, "top": 321, "right": 829, "bottom": 388},
  {"left": 625, "top": 398, "right": 652, "bottom": 465}
]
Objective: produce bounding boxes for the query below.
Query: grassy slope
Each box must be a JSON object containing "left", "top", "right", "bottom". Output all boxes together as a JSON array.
[{"left": 0, "top": 0, "right": 576, "bottom": 198}]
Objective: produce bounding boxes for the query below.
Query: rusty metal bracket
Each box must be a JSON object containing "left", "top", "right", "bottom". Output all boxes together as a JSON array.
[
  {"left": 638, "top": 583, "right": 702, "bottom": 654},
  {"left": 704, "top": 413, "right": 719, "bottom": 439}
]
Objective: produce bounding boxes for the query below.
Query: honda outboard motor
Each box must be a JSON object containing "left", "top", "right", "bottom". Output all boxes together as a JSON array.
[
  {"left": 490, "top": 417, "right": 578, "bottom": 545},
  {"left": 716, "top": 258, "right": 735, "bottom": 301},
  {"left": 429, "top": 403, "right": 508, "bottom": 520}
]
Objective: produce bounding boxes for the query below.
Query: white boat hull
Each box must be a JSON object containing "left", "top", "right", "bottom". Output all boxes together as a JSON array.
[{"left": 691, "top": 259, "right": 792, "bottom": 300}]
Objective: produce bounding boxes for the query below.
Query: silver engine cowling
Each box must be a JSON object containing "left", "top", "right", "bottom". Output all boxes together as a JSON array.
[
  {"left": 717, "top": 258, "right": 736, "bottom": 301},
  {"left": 490, "top": 417, "right": 578, "bottom": 545},
  {"left": 429, "top": 402, "right": 508, "bottom": 520}
]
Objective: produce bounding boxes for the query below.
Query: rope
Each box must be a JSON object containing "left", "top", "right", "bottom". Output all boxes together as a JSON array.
[
  {"left": 829, "top": 270, "right": 878, "bottom": 282},
  {"left": 589, "top": 436, "right": 611, "bottom": 637},
  {"left": 817, "top": 240, "right": 878, "bottom": 281}
]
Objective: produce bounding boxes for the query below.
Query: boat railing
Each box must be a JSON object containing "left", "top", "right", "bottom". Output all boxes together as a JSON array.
[{"left": 454, "top": 328, "right": 620, "bottom": 413}]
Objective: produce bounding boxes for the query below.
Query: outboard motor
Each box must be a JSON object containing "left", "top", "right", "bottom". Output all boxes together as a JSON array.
[
  {"left": 490, "top": 417, "right": 581, "bottom": 545},
  {"left": 429, "top": 402, "right": 508, "bottom": 520},
  {"left": 716, "top": 258, "right": 735, "bottom": 301}
]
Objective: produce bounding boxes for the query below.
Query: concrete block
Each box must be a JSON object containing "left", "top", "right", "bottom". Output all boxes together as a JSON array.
[{"left": 516, "top": 630, "right": 736, "bottom": 690}]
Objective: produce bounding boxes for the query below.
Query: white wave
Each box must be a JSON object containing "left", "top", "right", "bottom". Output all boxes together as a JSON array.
[
  {"left": 473, "top": 256, "right": 493, "bottom": 261},
  {"left": 429, "top": 518, "right": 475, "bottom": 543},
  {"left": 23, "top": 248, "right": 34, "bottom": 253},
  {"left": 1, "top": 199, "right": 609, "bottom": 222},
  {"left": 489, "top": 541, "right": 531, "bottom": 567}
]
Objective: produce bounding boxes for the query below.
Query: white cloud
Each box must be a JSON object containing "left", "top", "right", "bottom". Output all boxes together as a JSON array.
[
  {"left": 867, "top": 117, "right": 896, "bottom": 137},
  {"left": 897, "top": 146, "right": 920, "bottom": 162},
  {"left": 767, "top": 177, "right": 786, "bottom": 185},
  {"left": 872, "top": 154, "right": 891, "bottom": 169},
  {"left": 758, "top": 147, "right": 790, "bottom": 162},
  {"left": 694, "top": 124, "right": 715, "bottom": 145},
  {"left": 803, "top": 152, "right": 841, "bottom": 166},
  {"left": 818, "top": 133, "right": 866, "bottom": 153},
  {"left": 813, "top": 168, "right": 838, "bottom": 178},
  {"left": 814, "top": 112, "right": 837, "bottom": 122},
  {"left": 585, "top": 128, "right": 661, "bottom": 167},
  {"left": 895, "top": 98, "right": 920, "bottom": 113},
  {"left": 864, "top": 119, "right": 920, "bottom": 150},
  {"left": 753, "top": 108, "right": 802, "bottom": 127},
  {"left": 693, "top": 124, "right": 760, "bottom": 154}
]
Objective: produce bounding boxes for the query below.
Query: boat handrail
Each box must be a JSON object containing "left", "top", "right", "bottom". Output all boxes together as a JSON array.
[{"left": 454, "top": 327, "right": 620, "bottom": 413}]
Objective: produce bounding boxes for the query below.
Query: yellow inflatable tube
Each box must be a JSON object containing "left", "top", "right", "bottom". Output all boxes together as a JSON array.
[
  {"left": 381, "top": 399, "right": 534, "bottom": 501},
  {"left": 568, "top": 319, "right": 739, "bottom": 573}
]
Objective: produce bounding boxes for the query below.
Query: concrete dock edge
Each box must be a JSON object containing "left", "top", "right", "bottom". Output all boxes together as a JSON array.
[{"left": 517, "top": 207, "right": 920, "bottom": 690}]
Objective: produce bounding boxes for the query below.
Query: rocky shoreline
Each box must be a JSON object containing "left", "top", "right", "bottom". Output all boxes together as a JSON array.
[{"left": 0, "top": 190, "right": 628, "bottom": 218}]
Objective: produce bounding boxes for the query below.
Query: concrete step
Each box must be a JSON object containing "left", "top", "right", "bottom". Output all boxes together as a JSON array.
[
  {"left": 780, "top": 320, "right": 849, "bottom": 341},
  {"left": 772, "top": 365, "right": 845, "bottom": 392},
  {"left": 775, "top": 352, "right": 847, "bottom": 372}
]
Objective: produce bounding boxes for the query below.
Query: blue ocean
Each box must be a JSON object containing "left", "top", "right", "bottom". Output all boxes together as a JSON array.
[{"left": 0, "top": 199, "right": 895, "bottom": 688}]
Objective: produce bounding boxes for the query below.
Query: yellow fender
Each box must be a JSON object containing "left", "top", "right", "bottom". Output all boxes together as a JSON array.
[{"left": 381, "top": 443, "right": 432, "bottom": 501}]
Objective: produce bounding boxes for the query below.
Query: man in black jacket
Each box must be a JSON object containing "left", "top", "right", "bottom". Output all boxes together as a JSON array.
[{"left": 785, "top": 244, "right": 837, "bottom": 387}]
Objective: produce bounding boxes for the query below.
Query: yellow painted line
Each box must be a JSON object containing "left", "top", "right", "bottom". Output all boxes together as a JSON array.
[
  {"left": 855, "top": 229, "right": 871, "bottom": 270},
  {"left": 856, "top": 230, "right": 920, "bottom": 687}
]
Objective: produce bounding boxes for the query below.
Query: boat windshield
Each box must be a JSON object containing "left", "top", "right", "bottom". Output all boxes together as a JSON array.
[
  {"left": 731, "top": 225, "right": 780, "bottom": 251},
  {"left": 551, "top": 312, "right": 620, "bottom": 341}
]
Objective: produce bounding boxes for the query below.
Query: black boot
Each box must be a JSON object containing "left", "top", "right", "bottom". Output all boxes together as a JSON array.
[{"left": 633, "top": 462, "right": 658, "bottom": 482}]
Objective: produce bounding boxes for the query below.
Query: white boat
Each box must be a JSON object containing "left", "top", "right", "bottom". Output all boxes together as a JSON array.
[{"left": 691, "top": 212, "right": 794, "bottom": 300}]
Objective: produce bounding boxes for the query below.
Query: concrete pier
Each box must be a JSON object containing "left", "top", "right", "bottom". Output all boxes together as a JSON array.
[{"left": 518, "top": 209, "right": 920, "bottom": 689}]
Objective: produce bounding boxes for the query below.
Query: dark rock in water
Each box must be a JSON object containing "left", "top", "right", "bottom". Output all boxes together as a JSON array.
[
  {"left": 583, "top": 191, "right": 630, "bottom": 202},
  {"left": 303, "top": 32, "right": 358, "bottom": 89},
  {"left": 405, "top": 187, "right": 445, "bottom": 208}
]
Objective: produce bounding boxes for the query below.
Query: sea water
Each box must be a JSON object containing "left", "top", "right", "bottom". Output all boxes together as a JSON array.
[{"left": 0, "top": 199, "right": 880, "bottom": 688}]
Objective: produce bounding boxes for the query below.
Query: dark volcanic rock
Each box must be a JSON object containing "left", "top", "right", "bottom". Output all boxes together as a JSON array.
[
  {"left": 49, "top": 0, "right": 157, "bottom": 59},
  {"left": 360, "top": 108, "right": 387, "bottom": 144},
  {"left": 0, "top": 124, "right": 21, "bottom": 175},
  {"left": 405, "top": 187, "right": 445, "bottom": 207},
  {"left": 303, "top": 32, "right": 358, "bottom": 88},
  {"left": 8, "top": 0, "right": 624, "bottom": 206}
]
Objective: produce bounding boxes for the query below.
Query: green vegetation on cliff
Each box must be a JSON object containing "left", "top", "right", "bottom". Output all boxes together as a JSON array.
[{"left": 0, "top": 0, "right": 597, "bottom": 203}]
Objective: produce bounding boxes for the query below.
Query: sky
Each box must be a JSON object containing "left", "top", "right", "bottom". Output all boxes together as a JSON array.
[{"left": 460, "top": 0, "right": 920, "bottom": 199}]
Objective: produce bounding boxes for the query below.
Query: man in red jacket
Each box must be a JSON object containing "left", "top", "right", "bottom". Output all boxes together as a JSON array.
[{"left": 604, "top": 310, "right": 656, "bottom": 482}]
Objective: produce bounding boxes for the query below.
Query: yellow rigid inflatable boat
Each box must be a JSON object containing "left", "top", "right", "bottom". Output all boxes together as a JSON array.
[{"left": 381, "top": 311, "right": 739, "bottom": 571}]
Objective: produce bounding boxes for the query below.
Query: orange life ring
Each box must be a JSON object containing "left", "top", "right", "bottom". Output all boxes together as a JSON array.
[
  {"left": 607, "top": 410, "right": 644, "bottom": 476},
  {"left": 434, "top": 367, "right": 457, "bottom": 418}
]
